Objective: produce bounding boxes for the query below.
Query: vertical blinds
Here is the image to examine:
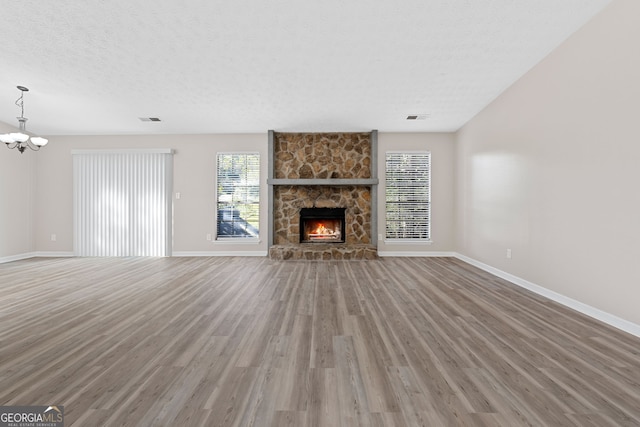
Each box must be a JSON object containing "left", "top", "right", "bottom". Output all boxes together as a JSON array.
[
  {"left": 385, "top": 152, "right": 431, "bottom": 240},
  {"left": 216, "top": 153, "right": 260, "bottom": 239},
  {"left": 73, "top": 150, "right": 173, "bottom": 256}
]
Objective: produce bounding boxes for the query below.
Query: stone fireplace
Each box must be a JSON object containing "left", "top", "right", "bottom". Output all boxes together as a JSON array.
[{"left": 267, "top": 131, "right": 378, "bottom": 260}]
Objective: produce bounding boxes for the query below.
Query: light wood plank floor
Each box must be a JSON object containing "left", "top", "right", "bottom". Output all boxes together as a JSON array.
[{"left": 1, "top": 257, "right": 639, "bottom": 426}]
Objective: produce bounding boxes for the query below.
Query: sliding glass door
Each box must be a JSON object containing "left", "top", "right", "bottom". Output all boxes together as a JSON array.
[{"left": 73, "top": 149, "right": 173, "bottom": 256}]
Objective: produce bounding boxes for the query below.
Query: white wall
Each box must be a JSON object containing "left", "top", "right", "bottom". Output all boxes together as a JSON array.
[
  {"left": 455, "top": 0, "right": 640, "bottom": 325},
  {"left": 0, "top": 121, "right": 36, "bottom": 260},
  {"left": 33, "top": 134, "right": 269, "bottom": 255},
  {"left": 378, "top": 133, "right": 456, "bottom": 255}
]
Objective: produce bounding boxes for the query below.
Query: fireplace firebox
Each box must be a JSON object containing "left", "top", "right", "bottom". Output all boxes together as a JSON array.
[{"left": 300, "top": 208, "right": 346, "bottom": 243}]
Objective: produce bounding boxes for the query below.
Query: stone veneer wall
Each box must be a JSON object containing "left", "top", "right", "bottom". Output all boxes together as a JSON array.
[
  {"left": 274, "top": 132, "right": 371, "bottom": 179},
  {"left": 270, "top": 132, "right": 376, "bottom": 260}
]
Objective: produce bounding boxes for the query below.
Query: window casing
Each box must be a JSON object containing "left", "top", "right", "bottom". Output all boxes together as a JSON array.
[
  {"left": 216, "top": 152, "right": 260, "bottom": 239},
  {"left": 385, "top": 152, "right": 431, "bottom": 240}
]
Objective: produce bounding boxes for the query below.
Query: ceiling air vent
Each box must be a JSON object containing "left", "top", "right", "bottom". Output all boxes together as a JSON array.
[
  {"left": 406, "top": 114, "right": 429, "bottom": 120},
  {"left": 139, "top": 117, "right": 161, "bottom": 122}
]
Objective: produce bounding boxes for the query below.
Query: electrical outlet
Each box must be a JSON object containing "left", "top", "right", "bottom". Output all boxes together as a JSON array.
[
  {"left": 506, "top": 248, "right": 512, "bottom": 259},
  {"left": 206, "top": 234, "right": 212, "bottom": 241},
  {"left": 378, "top": 234, "right": 383, "bottom": 241},
  {"left": 51, "top": 234, "right": 57, "bottom": 242},
  {"left": 175, "top": 192, "right": 181, "bottom": 200}
]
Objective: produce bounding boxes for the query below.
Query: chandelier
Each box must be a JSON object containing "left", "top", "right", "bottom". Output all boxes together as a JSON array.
[{"left": 0, "top": 86, "right": 49, "bottom": 153}]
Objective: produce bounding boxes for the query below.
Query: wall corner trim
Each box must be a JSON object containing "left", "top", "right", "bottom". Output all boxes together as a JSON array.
[{"left": 453, "top": 253, "right": 640, "bottom": 339}]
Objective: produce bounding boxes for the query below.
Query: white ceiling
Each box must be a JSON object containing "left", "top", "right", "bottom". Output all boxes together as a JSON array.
[{"left": 0, "top": 0, "right": 611, "bottom": 136}]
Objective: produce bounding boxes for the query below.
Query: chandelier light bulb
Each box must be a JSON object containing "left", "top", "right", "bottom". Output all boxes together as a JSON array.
[
  {"left": 9, "top": 132, "right": 29, "bottom": 143},
  {"left": 31, "top": 136, "right": 49, "bottom": 146}
]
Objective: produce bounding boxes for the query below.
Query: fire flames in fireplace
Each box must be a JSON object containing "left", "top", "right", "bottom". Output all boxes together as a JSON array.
[
  {"left": 299, "top": 208, "right": 346, "bottom": 244},
  {"left": 308, "top": 220, "right": 341, "bottom": 241}
]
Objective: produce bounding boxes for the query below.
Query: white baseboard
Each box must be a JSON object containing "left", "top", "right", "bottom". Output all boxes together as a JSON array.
[
  {"left": 0, "top": 251, "right": 75, "bottom": 264},
  {"left": 173, "top": 251, "right": 268, "bottom": 257},
  {"left": 454, "top": 253, "right": 640, "bottom": 338},
  {"left": 3, "top": 251, "right": 270, "bottom": 260},
  {"left": 0, "top": 252, "right": 38, "bottom": 264},
  {"left": 377, "top": 251, "right": 456, "bottom": 257},
  {"left": 33, "top": 251, "right": 75, "bottom": 258}
]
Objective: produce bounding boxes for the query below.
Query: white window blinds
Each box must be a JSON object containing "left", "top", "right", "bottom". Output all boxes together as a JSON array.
[
  {"left": 216, "top": 153, "right": 260, "bottom": 239},
  {"left": 73, "top": 149, "right": 173, "bottom": 256},
  {"left": 385, "top": 152, "right": 431, "bottom": 240}
]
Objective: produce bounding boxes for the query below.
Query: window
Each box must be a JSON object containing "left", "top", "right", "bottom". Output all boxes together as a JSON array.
[
  {"left": 216, "top": 152, "right": 260, "bottom": 239},
  {"left": 385, "top": 152, "right": 431, "bottom": 240}
]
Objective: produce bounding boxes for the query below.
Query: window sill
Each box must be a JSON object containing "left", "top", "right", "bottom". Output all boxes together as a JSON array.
[
  {"left": 214, "top": 238, "right": 261, "bottom": 244},
  {"left": 383, "top": 239, "right": 433, "bottom": 245}
]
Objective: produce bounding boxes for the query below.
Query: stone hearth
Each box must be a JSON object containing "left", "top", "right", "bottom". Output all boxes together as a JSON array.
[
  {"left": 269, "top": 244, "right": 378, "bottom": 260},
  {"left": 267, "top": 131, "right": 379, "bottom": 260}
]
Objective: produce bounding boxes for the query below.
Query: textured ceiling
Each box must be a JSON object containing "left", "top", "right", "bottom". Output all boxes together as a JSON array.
[{"left": 0, "top": 0, "right": 611, "bottom": 136}]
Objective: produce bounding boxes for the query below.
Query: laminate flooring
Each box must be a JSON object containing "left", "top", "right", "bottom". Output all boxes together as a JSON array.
[{"left": 0, "top": 256, "right": 639, "bottom": 426}]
